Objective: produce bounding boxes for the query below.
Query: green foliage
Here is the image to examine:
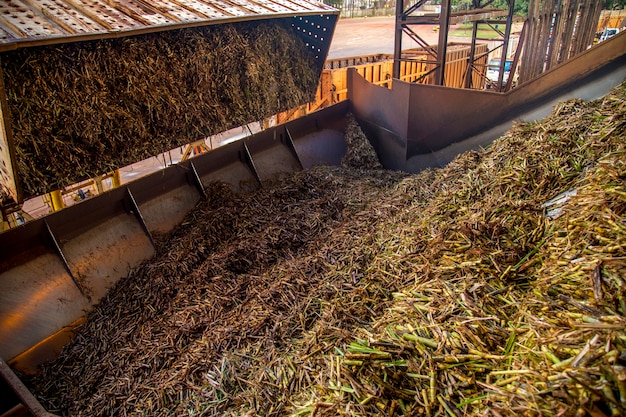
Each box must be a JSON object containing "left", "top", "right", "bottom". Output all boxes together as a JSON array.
[
  {"left": 604, "top": 0, "right": 626, "bottom": 10},
  {"left": 322, "top": 0, "right": 343, "bottom": 8},
  {"left": 452, "top": 0, "right": 530, "bottom": 17}
]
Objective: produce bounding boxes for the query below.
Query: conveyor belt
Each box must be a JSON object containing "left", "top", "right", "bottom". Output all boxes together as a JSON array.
[{"left": 0, "top": 23, "right": 625, "bottom": 417}]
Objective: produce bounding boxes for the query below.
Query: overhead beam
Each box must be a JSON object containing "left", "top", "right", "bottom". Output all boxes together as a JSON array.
[
  {"left": 393, "top": 1, "right": 513, "bottom": 86},
  {"left": 399, "top": 9, "right": 509, "bottom": 25},
  {"left": 450, "top": 8, "right": 509, "bottom": 24}
]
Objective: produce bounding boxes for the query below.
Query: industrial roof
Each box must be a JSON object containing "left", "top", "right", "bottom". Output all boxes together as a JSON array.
[{"left": 0, "top": 0, "right": 337, "bottom": 51}]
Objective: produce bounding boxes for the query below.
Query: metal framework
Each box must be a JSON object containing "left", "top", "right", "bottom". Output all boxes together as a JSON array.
[
  {"left": 465, "top": 1, "right": 517, "bottom": 91},
  {"left": 393, "top": 0, "right": 513, "bottom": 88}
]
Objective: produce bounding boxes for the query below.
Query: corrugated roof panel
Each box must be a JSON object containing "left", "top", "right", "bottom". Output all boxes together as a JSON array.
[
  {"left": 25, "top": 0, "right": 107, "bottom": 34},
  {"left": 0, "top": 27, "right": 14, "bottom": 43},
  {"left": 104, "top": 0, "right": 178, "bottom": 26},
  {"left": 197, "top": 0, "right": 248, "bottom": 17},
  {"left": 143, "top": 1, "right": 205, "bottom": 22},
  {"left": 251, "top": 0, "right": 291, "bottom": 13},
  {"left": 273, "top": 0, "right": 320, "bottom": 11},
  {"left": 171, "top": 0, "right": 229, "bottom": 19},
  {"left": 0, "top": 1, "right": 63, "bottom": 38},
  {"left": 61, "top": 0, "right": 144, "bottom": 30},
  {"left": 228, "top": 0, "right": 285, "bottom": 14},
  {"left": 0, "top": 0, "right": 337, "bottom": 50}
]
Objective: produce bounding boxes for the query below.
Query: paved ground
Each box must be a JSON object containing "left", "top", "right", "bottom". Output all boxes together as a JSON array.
[{"left": 328, "top": 16, "right": 466, "bottom": 58}]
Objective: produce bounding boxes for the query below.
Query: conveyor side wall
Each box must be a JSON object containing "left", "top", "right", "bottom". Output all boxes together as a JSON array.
[
  {"left": 0, "top": 102, "right": 350, "bottom": 372},
  {"left": 348, "top": 31, "right": 626, "bottom": 172}
]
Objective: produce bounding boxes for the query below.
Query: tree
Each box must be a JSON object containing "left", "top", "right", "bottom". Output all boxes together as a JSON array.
[
  {"left": 322, "top": 0, "right": 344, "bottom": 8},
  {"left": 603, "top": 0, "right": 626, "bottom": 9},
  {"left": 452, "top": 0, "right": 530, "bottom": 17}
]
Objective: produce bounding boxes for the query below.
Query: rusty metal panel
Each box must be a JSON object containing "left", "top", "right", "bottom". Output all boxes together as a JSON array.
[
  {"left": 406, "top": 32, "right": 626, "bottom": 156},
  {"left": 347, "top": 69, "right": 409, "bottom": 171},
  {"left": 0, "top": 0, "right": 337, "bottom": 51},
  {"left": 0, "top": 252, "right": 92, "bottom": 362},
  {"left": 347, "top": 68, "right": 411, "bottom": 144}
]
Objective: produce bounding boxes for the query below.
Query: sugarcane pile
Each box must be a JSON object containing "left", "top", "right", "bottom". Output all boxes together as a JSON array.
[
  {"left": 27, "top": 82, "right": 625, "bottom": 417},
  {"left": 0, "top": 19, "right": 319, "bottom": 198}
]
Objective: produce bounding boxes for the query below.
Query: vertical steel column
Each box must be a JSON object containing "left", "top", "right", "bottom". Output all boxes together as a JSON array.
[
  {"left": 393, "top": 0, "right": 404, "bottom": 79},
  {"left": 497, "top": 0, "right": 515, "bottom": 90},
  {"left": 111, "top": 170, "right": 122, "bottom": 187},
  {"left": 505, "top": 21, "right": 526, "bottom": 91},
  {"left": 49, "top": 190, "right": 65, "bottom": 211},
  {"left": 435, "top": 0, "right": 452, "bottom": 85},
  {"left": 465, "top": 21, "right": 480, "bottom": 88}
]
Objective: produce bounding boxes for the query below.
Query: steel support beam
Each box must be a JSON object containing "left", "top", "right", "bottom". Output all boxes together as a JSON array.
[
  {"left": 497, "top": 1, "right": 515, "bottom": 90},
  {"left": 465, "top": 21, "right": 480, "bottom": 88},
  {"left": 393, "top": 1, "right": 513, "bottom": 87},
  {"left": 435, "top": 0, "right": 452, "bottom": 85},
  {"left": 392, "top": 0, "right": 405, "bottom": 79},
  {"left": 465, "top": 1, "right": 516, "bottom": 92}
]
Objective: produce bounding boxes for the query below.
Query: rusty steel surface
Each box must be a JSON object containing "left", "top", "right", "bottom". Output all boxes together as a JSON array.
[{"left": 0, "top": 0, "right": 337, "bottom": 51}]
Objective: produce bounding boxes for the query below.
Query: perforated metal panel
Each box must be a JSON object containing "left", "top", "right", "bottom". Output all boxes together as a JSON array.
[
  {"left": 290, "top": 13, "right": 336, "bottom": 64},
  {"left": 0, "top": 0, "right": 337, "bottom": 51}
]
